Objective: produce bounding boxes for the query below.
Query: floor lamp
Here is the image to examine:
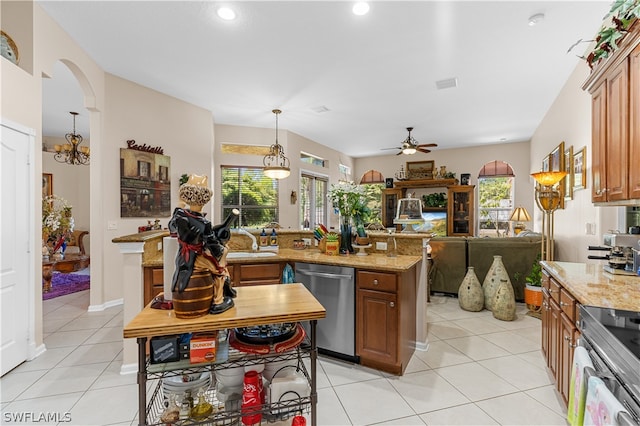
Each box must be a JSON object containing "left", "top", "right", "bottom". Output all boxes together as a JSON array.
[{"left": 531, "top": 171, "right": 567, "bottom": 261}]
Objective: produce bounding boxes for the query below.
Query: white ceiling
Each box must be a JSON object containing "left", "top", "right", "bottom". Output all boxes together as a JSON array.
[{"left": 39, "top": 1, "right": 610, "bottom": 158}]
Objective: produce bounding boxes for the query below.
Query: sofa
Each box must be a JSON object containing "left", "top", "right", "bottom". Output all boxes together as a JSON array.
[{"left": 429, "top": 234, "right": 542, "bottom": 301}]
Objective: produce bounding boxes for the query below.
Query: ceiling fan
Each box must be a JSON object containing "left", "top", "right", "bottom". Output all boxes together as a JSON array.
[{"left": 381, "top": 127, "right": 438, "bottom": 155}]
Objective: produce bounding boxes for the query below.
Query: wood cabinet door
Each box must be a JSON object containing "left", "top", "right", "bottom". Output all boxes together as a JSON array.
[
  {"left": 560, "top": 312, "right": 578, "bottom": 405},
  {"left": 591, "top": 81, "right": 608, "bottom": 203},
  {"left": 447, "top": 185, "right": 475, "bottom": 236},
  {"left": 548, "top": 297, "right": 561, "bottom": 384},
  {"left": 606, "top": 58, "right": 630, "bottom": 201},
  {"left": 382, "top": 188, "right": 403, "bottom": 229},
  {"left": 630, "top": 43, "right": 640, "bottom": 199},
  {"left": 357, "top": 289, "right": 398, "bottom": 366},
  {"left": 541, "top": 288, "right": 550, "bottom": 365}
]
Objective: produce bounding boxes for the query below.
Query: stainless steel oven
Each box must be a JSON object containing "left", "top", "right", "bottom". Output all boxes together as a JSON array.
[{"left": 579, "top": 305, "right": 640, "bottom": 424}]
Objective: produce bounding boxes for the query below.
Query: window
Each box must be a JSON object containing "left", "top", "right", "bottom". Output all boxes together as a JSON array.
[
  {"left": 359, "top": 184, "right": 383, "bottom": 225},
  {"left": 300, "top": 152, "right": 326, "bottom": 167},
  {"left": 477, "top": 161, "right": 515, "bottom": 237},
  {"left": 221, "top": 166, "right": 279, "bottom": 228},
  {"left": 300, "top": 173, "right": 327, "bottom": 229}
]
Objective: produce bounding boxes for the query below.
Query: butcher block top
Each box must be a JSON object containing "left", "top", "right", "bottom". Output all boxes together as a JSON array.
[{"left": 123, "top": 283, "right": 326, "bottom": 339}]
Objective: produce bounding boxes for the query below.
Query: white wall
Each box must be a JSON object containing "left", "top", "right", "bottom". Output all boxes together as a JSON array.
[{"left": 529, "top": 61, "right": 621, "bottom": 263}]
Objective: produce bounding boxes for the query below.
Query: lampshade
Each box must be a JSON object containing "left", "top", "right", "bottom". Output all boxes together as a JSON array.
[
  {"left": 263, "top": 109, "right": 290, "bottom": 179},
  {"left": 510, "top": 207, "right": 531, "bottom": 222},
  {"left": 402, "top": 147, "right": 416, "bottom": 155},
  {"left": 531, "top": 171, "right": 567, "bottom": 186}
]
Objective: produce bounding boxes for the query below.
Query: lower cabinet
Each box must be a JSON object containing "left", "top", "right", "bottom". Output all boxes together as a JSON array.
[
  {"left": 542, "top": 268, "right": 580, "bottom": 405},
  {"left": 143, "top": 266, "right": 164, "bottom": 306},
  {"left": 229, "top": 262, "right": 284, "bottom": 287},
  {"left": 356, "top": 267, "right": 416, "bottom": 375}
]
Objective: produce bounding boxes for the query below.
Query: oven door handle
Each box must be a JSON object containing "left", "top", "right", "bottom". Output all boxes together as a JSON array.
[
  {"left": 583, "top": 366, "right": 619, "bottom": 393},
  {"left": 618, "top": 411, "right": 638, "bottom": 426}
]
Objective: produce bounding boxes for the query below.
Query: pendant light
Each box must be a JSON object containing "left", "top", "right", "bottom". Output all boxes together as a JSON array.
[
  {"left": 263, "top": 109, "right": 290, "bottom": 179},
  {"left": 54, "top": 112, "right": 90, "bottom": 165}
]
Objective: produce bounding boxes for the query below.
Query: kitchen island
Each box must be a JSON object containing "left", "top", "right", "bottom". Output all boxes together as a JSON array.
[
  {"left": 124, "top": 283, "right": 325, "bottom": 426},
  {"left": 540, "top": 261, "right": 640, "bottom": 405}
]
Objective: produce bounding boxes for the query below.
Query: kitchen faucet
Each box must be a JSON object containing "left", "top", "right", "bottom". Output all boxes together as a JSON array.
[{"left": 232, "top": 228, "right": 258, "bottom": 252}]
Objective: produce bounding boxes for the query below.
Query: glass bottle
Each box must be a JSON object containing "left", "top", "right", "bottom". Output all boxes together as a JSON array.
[
  {"left": 191, "top": 387, "right": 214, "bottom": 420},
  {"left": 216, "top": 329, "right": 229, "bottom": 363},
  {"left": 386, "top": 229, "right": 397, "bottom": 257},
  {"left": 159, "top": 394, "right": 180, "bottom": 424}
]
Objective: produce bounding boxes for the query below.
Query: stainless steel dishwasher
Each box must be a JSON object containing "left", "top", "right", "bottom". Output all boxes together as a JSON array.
[{"left": 295, "top": 262, "right": 356, "bottom": 361}]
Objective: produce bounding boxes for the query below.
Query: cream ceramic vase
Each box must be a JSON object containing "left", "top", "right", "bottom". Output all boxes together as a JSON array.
[
  {"left": 492, "top": 278, "right": 516, "bottom": 321},
  {"left": 458, "top": 267, "right": 484, "bottom": 312},
  {"left": 482, "top": 255, "right": 511, "bottom": 311}
]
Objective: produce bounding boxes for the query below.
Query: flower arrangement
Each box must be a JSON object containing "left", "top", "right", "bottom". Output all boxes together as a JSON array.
[
  {"left": 327, "top": 181, "right": 369, "bottom": 221},
  {"left": 42, "top": 195, "right": 74, "bottom": 253}
]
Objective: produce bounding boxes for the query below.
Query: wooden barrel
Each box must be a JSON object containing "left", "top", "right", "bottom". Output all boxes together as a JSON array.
[{"left": 172, "top": 269, "right": 214, "bottom": 319}]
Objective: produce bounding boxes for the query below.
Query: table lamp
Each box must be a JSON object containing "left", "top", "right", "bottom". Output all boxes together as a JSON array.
[
  {"left": 510, "top": 207, "right": 531, "bottom": 235},
  {"left": 531, "top": 171, "right": 567, "bottom": 261}
]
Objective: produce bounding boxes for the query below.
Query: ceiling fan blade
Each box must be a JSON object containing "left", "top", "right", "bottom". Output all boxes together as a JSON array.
[
  {"left": 416, "top": 148, "right": 432, "bottom": 154},
  {"left": 396, "top": 151, "right": 404, "bottom": 156},
  {"left": 417, "top": 143, "right": 438, "bottom": 148},
  {"left": 381, "top": 147, "right": 401, "bottom": 151}
]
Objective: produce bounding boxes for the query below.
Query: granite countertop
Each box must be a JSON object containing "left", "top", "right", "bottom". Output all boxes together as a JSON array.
[
  {"left": 112, "top": 230, "right": 169, "bottom": 243},
  {"left": 541, "top": 261, "right": 640, "bottom": 312},
  {"left": 145, "top": 248, "right": 420, "bottom": 272}
]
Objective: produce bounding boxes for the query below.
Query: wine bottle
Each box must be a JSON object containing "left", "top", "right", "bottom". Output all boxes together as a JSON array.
[{"left": 212, "top": 209, "right": 239, "bottom": 243}]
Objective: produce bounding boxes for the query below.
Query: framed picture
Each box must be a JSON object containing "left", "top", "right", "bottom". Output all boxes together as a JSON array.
[
  {"left": 406, "top": 160, "right": 435, "bottom": 180},
  {"left": 549, "top": 141, "right": 565, "bottom": 172},
  {"left": 573, "top": 146, "right": 586, "bottom": 191},
  {"left": 542, "top": 156, "right": 550, "bottom": 172},
  {"left": 42, "top": 173, "right": 53, "bottom": 197},
  {"left": 564, "top": 145, "right": 573, "bottom": 201},
  {"left": 549, "top": 141, "right": 565, "bottom": 209}
]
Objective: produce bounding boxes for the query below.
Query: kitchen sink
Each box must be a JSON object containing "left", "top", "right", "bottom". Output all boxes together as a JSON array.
[{"left": 227, "top": 251, "right": 277, "bottom": 259}]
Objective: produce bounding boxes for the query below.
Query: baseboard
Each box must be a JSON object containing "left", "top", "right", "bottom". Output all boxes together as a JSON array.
[
  {"left": 88, "top": 298, "right": 123, "bottom": 312},
  {"left": 28, "top": 343, "right": 47, "bottom": 361},
  {"left": 120, "top": 362, "right": 138, "bottom": 375},
  {"left": 415, "top": 338, "right": 430, "bottom": 352}
]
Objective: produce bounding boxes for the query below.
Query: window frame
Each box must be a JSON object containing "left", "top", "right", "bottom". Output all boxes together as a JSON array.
[{"left": 299, "top": 169, "right": 328, "bottom": 230}]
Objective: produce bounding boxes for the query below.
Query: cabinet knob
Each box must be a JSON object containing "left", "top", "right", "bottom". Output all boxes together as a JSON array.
[
  {"left": 389, "top": 302, "right": 395, "bottom": 308},
  {"left": 373, "top": 279, "right": 379, "bottom": 285}
]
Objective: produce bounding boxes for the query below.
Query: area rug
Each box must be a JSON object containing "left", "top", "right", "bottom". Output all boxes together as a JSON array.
[{"left": 43, "top": 272, "right": 90, "bottom": 300}]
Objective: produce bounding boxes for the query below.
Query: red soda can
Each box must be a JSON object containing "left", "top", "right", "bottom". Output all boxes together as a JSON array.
[{"left": 241, "top": 371, "right": 262, "bottom": 425}]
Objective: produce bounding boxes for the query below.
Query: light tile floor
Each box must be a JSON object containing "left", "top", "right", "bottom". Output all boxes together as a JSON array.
[{"left": 0, "top": 291, "right": 567, "bottom": 425}]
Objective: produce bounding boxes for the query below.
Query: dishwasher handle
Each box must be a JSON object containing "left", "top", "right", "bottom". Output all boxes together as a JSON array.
[{"left": 296, "top": 269, "right": 353, "bottom": 280}]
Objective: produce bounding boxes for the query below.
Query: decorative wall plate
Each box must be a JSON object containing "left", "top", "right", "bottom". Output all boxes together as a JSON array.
[{"left": 1, "top": 30, "right": 19, "bottom": 65}]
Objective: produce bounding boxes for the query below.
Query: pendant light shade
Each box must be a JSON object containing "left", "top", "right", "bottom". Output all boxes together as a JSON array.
[
  {"left": 263, "top": 109, "right": 290, "bottom": 179},
  {"left": 54, "top": 112, "right": 90, "bottom": 165}
]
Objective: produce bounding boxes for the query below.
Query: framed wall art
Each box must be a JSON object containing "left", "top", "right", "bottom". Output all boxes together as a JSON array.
[
  {"left": 406, "top": 160, "right": 435, "bottom": 180},
  {"left": 573, "top": 146, "right": 586, "bottom": 191},
  {"left": 549, "top": 141, "right": 566, "bottom": 209},
  {"left": 542, "top": 155, "right": 550, "bottom": 172},
  {"left": 42, "top": 173, "right": 53, "bottom": 197},
  {"left": 120, "top": 147, "right": 171, "bottom": 218},
  {"left": 564, "top": 145, "right": 573, "bottom": 201}
]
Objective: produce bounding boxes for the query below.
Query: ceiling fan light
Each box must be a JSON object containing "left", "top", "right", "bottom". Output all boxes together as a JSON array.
[{"left": 402, "top": 147, "right": 416, "bottom": 155}]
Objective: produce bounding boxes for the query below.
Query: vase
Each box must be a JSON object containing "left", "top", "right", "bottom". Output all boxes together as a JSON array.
[
  {"left": 482, "top": 255, "right": 511, "bottom": 311},
  {"left": 339, "top": 216, "right": 354, "bottom": 254},
  {"left": 458, "top": 267, "right": 484, "bottom": 312},
  {"left": 524, "top": 284, "right": 543, "bottom": 314},
  {"left": 493, "top": 278, "right": 516, "bottom": 321}
]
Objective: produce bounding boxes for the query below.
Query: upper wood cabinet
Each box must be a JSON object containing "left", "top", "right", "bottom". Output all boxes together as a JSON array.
[
  {"left": 447, "top": 185, "right": 475, "bottom": 236},
  {"left": 584, "top": 22, "right": 640, "bottom": 204}
]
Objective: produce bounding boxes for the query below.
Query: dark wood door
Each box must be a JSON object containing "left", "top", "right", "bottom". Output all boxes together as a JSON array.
[
  {"left": 357, "top": 289, "right": 398, "bottom": 365},
  {"left": 541, "top": 288, "right": 550, "bottom": 365},
  {"left": 560, "top": 312, "right": 577, "bottom": 405}
]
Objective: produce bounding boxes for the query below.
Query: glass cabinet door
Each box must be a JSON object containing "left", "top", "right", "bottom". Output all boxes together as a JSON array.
[{"left": 447, "top": 185, "right": 475, "bottom": 236}]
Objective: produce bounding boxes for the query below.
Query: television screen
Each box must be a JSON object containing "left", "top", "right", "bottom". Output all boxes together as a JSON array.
[{"left": 418, "top": 212, "right": 447, "bottom": 236}]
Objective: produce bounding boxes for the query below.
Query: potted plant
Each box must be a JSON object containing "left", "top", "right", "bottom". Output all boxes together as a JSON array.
[{"left": 523, "top": 254, "right": 543, "bottom": 313}]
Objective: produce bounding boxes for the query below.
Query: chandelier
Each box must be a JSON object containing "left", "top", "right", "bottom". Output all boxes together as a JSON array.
[
  {"left": 263, "top": 109, "right": 290, "bottom": 179},
  {"left": 54, "top": 112, "right": 90, "bottom": 165}
]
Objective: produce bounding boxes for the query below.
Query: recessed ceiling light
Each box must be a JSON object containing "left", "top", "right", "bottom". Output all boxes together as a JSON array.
[
  {"left": 528, "top": 13, "right": 544, "bottom": 26},
  {"left": 435, "top": 77, "right": 458, "bottom": 90},
  {"left": 217, "top": 7, "right": 236, "bottom": 21},
  {"left": 352, "top": 2, "right": 370, "bottom": 16},
  {"left": 312, "top": 105, "right": 331, "bottom": 114}
]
